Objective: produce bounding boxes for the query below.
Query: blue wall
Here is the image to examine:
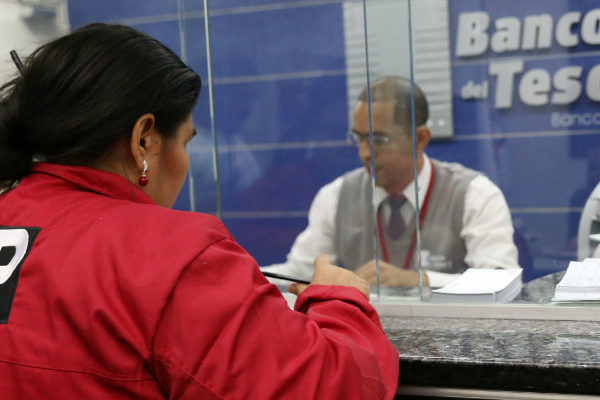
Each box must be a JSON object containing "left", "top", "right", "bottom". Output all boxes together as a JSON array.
[
  {"left": 68, "top": 0, "right": 356, "bottom": 267},
  {"left": 439, "top": 0, "right": 600, "bottom": 280},
  {"left": 68, "top": 0, "right": 600, "bottom": 281}
]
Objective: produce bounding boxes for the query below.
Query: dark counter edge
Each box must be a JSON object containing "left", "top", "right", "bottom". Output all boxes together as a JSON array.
[{"left": 398, "top": 358, "right": 600, "bottom": 395}]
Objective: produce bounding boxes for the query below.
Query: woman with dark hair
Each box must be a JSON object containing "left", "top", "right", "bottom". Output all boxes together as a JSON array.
[{"left": 0, "top": 24, "right": 398, "bottom": 399}]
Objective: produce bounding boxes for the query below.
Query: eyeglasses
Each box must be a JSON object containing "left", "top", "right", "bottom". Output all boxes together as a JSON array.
[{"left": 347, "top": 130, "right": 394, "bottom": 147}]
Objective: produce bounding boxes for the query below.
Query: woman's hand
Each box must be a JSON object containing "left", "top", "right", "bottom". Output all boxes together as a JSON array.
[
  {"left": 355, "top": 259, "right": 429, "bottom": 287},
  {"left": 288, "top": 254, "right": 370, "bottom": 300}
]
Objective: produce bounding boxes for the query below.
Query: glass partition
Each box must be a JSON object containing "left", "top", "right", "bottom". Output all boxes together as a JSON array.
[
  {"left": 177, "top": 0, "right": 600, "bottom": 305},
  {"left": 407, "top": 0, "right": 600, "bottom": 304},
  {"left": 358, "top": 0, "right": 425, "bottom": 298},
  {"left": 63, "top": 0, "right": 600, "bottom": 309},
  {"left": 179, "top": 0, "right": 377, "bottom": 295}
]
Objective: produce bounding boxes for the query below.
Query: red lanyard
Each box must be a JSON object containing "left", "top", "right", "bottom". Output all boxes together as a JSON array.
[{"left": 376, "top": 159, "right": 435, "bottom": 269}]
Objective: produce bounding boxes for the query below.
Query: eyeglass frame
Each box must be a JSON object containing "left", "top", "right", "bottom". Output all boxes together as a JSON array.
[{"left": 347, "top": 129, "right": 401, "bottom": 147}]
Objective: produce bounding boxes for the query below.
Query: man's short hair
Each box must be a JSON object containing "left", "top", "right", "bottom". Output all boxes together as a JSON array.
[{"left": 357, "top": 76, "right": 429, "bottom": 134}]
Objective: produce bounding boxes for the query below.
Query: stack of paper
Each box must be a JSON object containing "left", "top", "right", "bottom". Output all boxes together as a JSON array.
[
  {"left": 553, "top": 258, "right": 600, "bottom": 302},
  {"left": 431, "top": 268, "right": 523, "bottom": 303}
]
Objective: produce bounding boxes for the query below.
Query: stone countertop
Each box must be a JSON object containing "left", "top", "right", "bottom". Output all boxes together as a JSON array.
[
  {"left": 284, "top": 270, "right": 600, "bottom": 393},
  {"left": 380, "top": 315, "right": 600, "bottom": 394}
]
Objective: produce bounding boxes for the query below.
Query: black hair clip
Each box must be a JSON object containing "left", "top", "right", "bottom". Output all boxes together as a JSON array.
[{"left": 10, "top": 50, "right": 25, "bottom": 76}]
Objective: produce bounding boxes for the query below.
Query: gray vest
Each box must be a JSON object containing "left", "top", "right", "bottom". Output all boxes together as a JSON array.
[{"left": 334, "top": 159, "right": 479, "bottom": 274}]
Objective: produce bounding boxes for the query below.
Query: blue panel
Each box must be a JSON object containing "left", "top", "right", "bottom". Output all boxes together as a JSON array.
[
  {"left": 173, "top": 176, "right": 192, "bottom": 211},
  {"left": 68, "top": 15, "right": 182, "bottom": 57},
  {"left": 189, "top": 145, "right": 361, "bottom": 213},
  {"left": 188, "top": 142, "right": 219, "bottom": 213},
  {"left": 68, "top": 0, "right": 177, "bottom": 27},
  {"left": 427, "top": 133, "right": 600, "bottom": 209},
  {"left": 183, "top": 3, "right": 345, "bottom": 77},
  {"left": 444, "top": 0, "right": 600, "bottom": 285},
  {"left": 208, "top": 75, "right": 348, "bottom": 146},
  {"left": 190, "top": 92, "right": 212, "bottom": 135},
  {"left": 181, "top": 23, "right": 209, "bottom": 79},
  {"left": 512, "top": 212, "right": 578, "bottom": 282},
  {"left": 183, "top": 0, "right": 321, "bottom": 12},
  {"left": 129, "top": 21, "right": 182, "bottom": 56},
  {"left": 222, "top": 216, "right": 309, "bottom": 266}
]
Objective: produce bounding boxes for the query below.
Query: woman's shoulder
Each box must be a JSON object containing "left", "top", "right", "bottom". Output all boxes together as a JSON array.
[{"left": 97, "top": 199, "right": 234, "bottom": 253}]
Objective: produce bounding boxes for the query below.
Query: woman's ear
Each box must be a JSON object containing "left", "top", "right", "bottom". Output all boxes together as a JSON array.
[{"left": 129, "top": 113, "right": 162, "bottom": 171}]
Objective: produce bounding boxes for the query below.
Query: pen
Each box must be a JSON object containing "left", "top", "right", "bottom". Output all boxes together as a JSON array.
[
  {"left": 10, "top": 50, "right": 25, "bottom": 76},
  {"left": 262, "top": 271, "right": 311, "bottom": 285}
]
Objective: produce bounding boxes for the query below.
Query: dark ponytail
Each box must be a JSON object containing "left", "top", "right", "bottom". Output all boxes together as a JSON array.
[{"left": 0, "top": 23, "right": 201, "bottom": 188}]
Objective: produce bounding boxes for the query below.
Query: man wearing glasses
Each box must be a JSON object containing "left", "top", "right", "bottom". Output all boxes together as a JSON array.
[{"left": 264, "top": 76, "right": 519, "bottom": 288}]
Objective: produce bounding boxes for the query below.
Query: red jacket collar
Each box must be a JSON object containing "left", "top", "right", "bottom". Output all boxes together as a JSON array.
[{"left": 30, "top": 162, "right": 156, "bottom": 205}]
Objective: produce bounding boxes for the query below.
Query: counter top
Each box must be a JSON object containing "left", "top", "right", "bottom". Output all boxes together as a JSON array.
[
  {"left": 380, "top": 315, "right": 600, "bottom": 394},
  {"left": 284, "top": 270, "right": 600, "bottom": 394}
]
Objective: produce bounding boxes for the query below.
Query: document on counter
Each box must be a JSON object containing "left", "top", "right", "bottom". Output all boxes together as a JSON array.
[
  {"left": 553, "top": 258, "right": 600, "bottom": 302},
  {"left": 431, "top": 268, "right": 523, "bottom": 303}
]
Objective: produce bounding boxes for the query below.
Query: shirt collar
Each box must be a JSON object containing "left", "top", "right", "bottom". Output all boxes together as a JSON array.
[
  {"left": 30, "top": 162, "right": 156, "bottom": 205},
  {"left": 373, "top": 153, "right": 431, "bottom": 210}
]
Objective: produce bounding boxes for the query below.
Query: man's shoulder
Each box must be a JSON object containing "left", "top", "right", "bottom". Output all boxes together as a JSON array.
[
  {"left": 429, "top": 157, "right": 503, "bottom": 197},
  {"left": 341, "top": 166, "right": 367, "bottom": 179},
  {"left": 340, "top": 166, "right": 369, "bottom": 185},
  {"left": 315, "top": 167, "right": 366, "bottom": 198},
  {"left": 430, "top": 158, "right": 483, "bottom": 181}
]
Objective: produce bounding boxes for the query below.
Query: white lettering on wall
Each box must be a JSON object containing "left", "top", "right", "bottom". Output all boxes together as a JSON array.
[
  {"left": 556, "top": 12, "right": 581, "bottom": 47},
  {"left": 456, "top": 8, "right": 600, "bottom": 109},
  {"left": 489, "top": 61, "right": 524, "bottom": 108},
  {"left": 456, "top": 12, "right": 489, "bottom": 57},
  {"left": 586, "top": 65, "right": 600, "bottom": 101},
  {"left": 522, "top": 14, "right": 553, "bottom": 50},
  {"left": 519, "top": 69, "right": 551, "bottom": 106},
  {"left": 551, "top": 66, "right": 583, "bottom": 105},
  {"left": 461, "top": 80, "right": 489, "bottom": 100},
  {"left": 456, "top": 8, "right": 600, "bottom": 56},
  {"left": 551, "top": 111, "right": 600, "bottom": 127},
  {"left": 490, "top": 17, "right": 521, "bottom": 53},
  {"left": 582, "top": 9, "right": 600, "bottom": 45},
  {"left": 488, "top": 64, "right": 600, "bottom": 108}
]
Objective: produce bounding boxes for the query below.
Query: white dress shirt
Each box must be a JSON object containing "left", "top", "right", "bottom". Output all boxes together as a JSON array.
[{"left": 262, "top": 154, "right": 520, "bottom": 288}]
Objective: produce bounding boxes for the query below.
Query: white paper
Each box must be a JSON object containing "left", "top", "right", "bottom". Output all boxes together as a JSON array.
[
  {"left": 553, "top": 258, "right": 600, "bottom": 302},
  {"left": 556, "top": 260, "right": 600, "bottom": 290},
  {"left": 432, "top": 268, "right": 522, "bottom": 295}
]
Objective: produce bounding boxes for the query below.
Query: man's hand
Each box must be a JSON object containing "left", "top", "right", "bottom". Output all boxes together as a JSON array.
[
  {"left": 355, "top": 259, "right": 429, "bottom": 287},
  {"left": 288, "top": 254, "right": 370, "bottom": 300}
]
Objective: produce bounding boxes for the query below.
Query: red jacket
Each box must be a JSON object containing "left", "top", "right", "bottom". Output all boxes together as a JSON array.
[{"left": 0, "top": 163, "right": 398, "bottom": 399}]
